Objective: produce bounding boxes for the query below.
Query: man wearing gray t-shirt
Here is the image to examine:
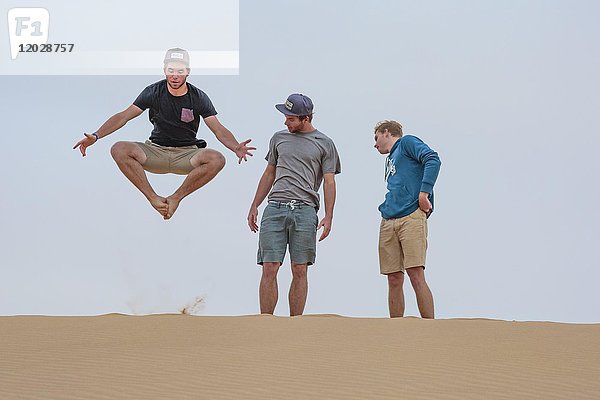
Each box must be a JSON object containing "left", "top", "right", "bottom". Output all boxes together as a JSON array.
[{"left": 248, "top": 94, "right": 341, "bottom": 316}]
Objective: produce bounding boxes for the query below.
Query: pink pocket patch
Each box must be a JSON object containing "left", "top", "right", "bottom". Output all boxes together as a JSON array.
[{"left": 181, "top": 108, "right": 194, "bottom": 123}]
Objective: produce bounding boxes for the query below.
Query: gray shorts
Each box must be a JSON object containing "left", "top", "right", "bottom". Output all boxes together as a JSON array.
[{"left": 257, "top": 201, "right": 318, "bottom": 266}]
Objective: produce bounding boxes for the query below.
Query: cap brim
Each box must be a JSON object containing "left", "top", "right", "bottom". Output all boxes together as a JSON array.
[
  {"left": 164, "top": 59, "right": 189, "bottom": 67},
  {"left": 275, "top": 104, "right": 299, "bottom": 116}
]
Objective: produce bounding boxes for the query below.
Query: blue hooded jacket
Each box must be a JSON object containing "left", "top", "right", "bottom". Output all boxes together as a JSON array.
[{"left": 379, "top": 135, "right": 441, "bottom": 219}]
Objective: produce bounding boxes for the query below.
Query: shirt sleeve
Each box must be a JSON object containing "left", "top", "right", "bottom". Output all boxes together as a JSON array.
[
  {"left": 403, "top": 135, "right": 441, "bottom": 193},
  {"left": 133, "top": 84, "right": 154, "bottom": 111},
  {"left": 197, "top": 90, "right": 218, "bottom": 119},
  {"left": 265, "top": 134, "right": 278, "bottom": 166},
  {"left": 322, "top": 139, "right": 342, "bottom": 174}
]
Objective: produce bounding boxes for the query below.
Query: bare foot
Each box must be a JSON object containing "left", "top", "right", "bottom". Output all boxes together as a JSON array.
[
  {"left": 164, "top": 196, "right": 181, "bottom": 220},
  {"left": 149, "top": 196, "right": 168, "bottom": 217}
]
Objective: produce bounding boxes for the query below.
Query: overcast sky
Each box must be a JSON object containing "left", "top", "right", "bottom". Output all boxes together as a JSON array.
[{"left": 1, "top": 0, "right": 599, "bottom": 322}]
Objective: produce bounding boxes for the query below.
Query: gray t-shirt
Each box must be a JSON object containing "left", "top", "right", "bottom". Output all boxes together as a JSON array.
[{"left": 266, "top": 129, "right": 341, "bottom": 209}]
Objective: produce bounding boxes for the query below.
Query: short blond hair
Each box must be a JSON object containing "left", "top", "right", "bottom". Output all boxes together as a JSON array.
[{"left": 374, "top": 120, "right": 403, "bottom": 137}]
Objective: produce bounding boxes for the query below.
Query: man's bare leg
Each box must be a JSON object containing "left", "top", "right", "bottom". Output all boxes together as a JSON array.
[
  {"left": 111, "top": 141, "right": 168, "bottom": 217},
  {"left": 164, "top": 149, "right": 226, "bottom": 219},
  {"left": 260, "top": 262, "right": 281, "bottom": 314},
  {"left": 387, "top": 271, "right": 405, "bottom": 318},
  {"left": 407, "top": 266, "right": 434, "bottom": 319},
  {"left": 289, "top": 263, "right": 308, "bottom": 316}
]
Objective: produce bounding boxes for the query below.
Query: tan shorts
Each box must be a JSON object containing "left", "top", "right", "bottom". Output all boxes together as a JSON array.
[
  {"left": 378, "top": 208, "right": 428, "bottom": 274},
  {"left": 136, "top": 140, "right": 201, "bottom": 175}
]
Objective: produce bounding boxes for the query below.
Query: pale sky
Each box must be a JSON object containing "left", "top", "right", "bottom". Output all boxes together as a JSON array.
[{"left": 1, "top": 0, "right": 599, "bottom": 322}]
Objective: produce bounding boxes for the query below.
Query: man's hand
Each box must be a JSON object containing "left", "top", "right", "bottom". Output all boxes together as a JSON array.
[
  {"left": 418, "top": 192, "right": 432, "bottom": 216},
  {"left": 248, "top": 205, "right": 259, "bottom": 232},
  {"left": 73, "top": 133, "right": 98, "bottom": 157},
  {"left": 317, "top": 216, "right": 333, "bottom": 241},
  {"left": 234, "top": 139, "right": 256, "bottom": 164}
]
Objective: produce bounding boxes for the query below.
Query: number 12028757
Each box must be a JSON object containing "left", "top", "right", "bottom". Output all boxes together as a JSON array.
[{"left": 19, "top": 44, "right": 74, "bottom": 52}]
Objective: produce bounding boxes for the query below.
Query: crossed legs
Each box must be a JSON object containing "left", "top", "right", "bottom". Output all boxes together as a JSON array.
[{"left": 110, "top": 141, "right": 225, "bottom": 219}]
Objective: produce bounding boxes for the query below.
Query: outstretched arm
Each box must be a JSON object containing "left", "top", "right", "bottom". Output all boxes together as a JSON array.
[
  {"left": 247, "top": 164, "right": 276, "bottom": 232},
  {"left": 73, "top": 104, "right": 143, "bottom": 157},
  {"left": 318, "top": 173, "right": 336, "bottom": 241},
  {"left": 204, "top": 115, "right": 256, "bottom": 164}
]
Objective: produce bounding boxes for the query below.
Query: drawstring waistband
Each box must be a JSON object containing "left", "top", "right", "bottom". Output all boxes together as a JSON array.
[{"left": 268, "top": 200, "right": 306, "bottom": 210}]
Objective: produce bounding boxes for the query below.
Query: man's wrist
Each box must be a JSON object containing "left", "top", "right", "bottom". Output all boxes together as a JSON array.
[{"left": 91, "top": 132, "right": 99, "bottom": 141}]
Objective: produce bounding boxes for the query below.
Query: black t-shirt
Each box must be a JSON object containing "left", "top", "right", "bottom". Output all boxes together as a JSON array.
[{"left": 133, "top": 79, "right": 217, "bottom": 147}]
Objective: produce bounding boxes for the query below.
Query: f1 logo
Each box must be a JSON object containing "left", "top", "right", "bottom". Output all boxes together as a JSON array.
[{"left": 7, "top": 8, "right": 49, "bottom": 60}]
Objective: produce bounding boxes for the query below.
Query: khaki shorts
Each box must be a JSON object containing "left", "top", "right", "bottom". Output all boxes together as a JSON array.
[
  {"left": 136, "top": 140, "right": 202, "bottom": 175},
  {"left": 378, "top": 208, "right": 428, "bottom": 274}
]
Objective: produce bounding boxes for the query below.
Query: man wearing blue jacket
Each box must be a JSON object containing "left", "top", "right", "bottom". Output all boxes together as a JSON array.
[{"left": 374, "top": 120, "right": 441, "bottom": 318}]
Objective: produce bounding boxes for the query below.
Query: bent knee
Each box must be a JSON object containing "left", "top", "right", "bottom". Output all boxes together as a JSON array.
[
  {"left": 111, "top": 141, "right": 142, "bottom": 161},
  {"left": 194, "top": 150, "right": 226, "bottom": 170},
  {"left": 211, "top": 151, "right": 226, "bottom": 169},
  {"left": 110, "top": 141, "right": 129, "bottom": 156}
]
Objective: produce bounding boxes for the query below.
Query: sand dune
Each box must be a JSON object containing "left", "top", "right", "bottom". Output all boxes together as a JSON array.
[{"left": 1, "top": 315, "right": 599, "bottom": 399}]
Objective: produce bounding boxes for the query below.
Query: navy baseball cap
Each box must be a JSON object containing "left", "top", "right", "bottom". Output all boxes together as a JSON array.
[{"left": 275, "top": 93, "right": 314, "bottom": 116}]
